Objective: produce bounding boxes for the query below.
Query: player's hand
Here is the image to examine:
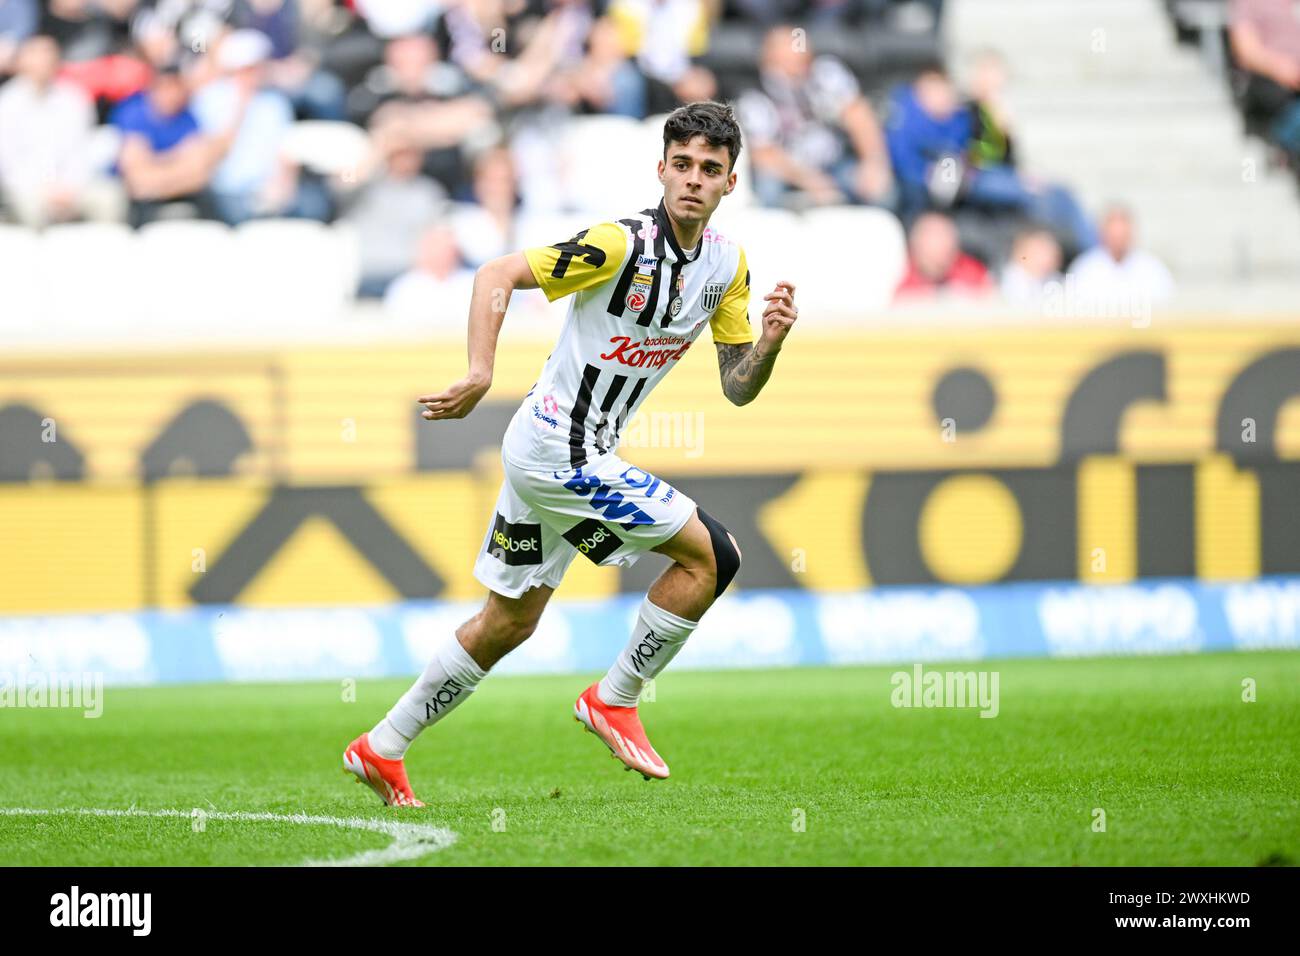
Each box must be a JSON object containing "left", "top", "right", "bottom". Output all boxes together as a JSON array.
[
  {"left": 418, "top": 372, "right": 491, "bottom": 421},
  {"left": 760, "top": 281, "right": 797, "bottom": 347}
]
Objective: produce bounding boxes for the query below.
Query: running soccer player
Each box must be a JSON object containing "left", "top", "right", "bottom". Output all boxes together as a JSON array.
[{"left": 344, "top": 101, "right": 798, "bottom": 806}]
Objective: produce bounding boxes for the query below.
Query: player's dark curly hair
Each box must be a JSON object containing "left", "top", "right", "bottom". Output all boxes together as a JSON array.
[{"left": 662, "top": 101, "right": 743, "bottom": 174}]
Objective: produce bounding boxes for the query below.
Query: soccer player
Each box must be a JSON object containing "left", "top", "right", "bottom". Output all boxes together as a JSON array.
[{"left": 344, "top": 101, "right": 799, "bottom": 806}]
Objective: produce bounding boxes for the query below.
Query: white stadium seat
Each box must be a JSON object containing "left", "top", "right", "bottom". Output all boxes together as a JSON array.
[
  {"left": 561, "top": 115, "right": 661, "bottom": 214},
  {"left": 514, "top": 210, "right": 597, "bottom": 251},
  {"left": 328, "top": 222, "right": 363, "bottom": 305},
  {"left": 233, "top": 219, "right": 357, "bottom": 325},
  {"left": 280, "top": 120, "right": 372, "bottom": 176},
  {"left": 724, "top": 149, "right": 756, "bottom": 209},
  {"left": 136, "top": 220, "right": 239, "bottom": 334},
  {"left": 707, "top": 205, "right": 804, "bottom": 298},
  {"left": 0, "top": 225, "right": 42, "bottom": 332},
  {"left": 38, "top": 223, "right": 139, "bottom": 333},
  {"left": 798, "top": 206, "right": 907, "bottom": 314},
  {"left": 707, "top": 205, "right": 905, "bottom": 317}
]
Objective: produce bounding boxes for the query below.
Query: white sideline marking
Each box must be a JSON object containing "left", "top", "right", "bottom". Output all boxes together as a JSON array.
[{"left": 0, "top": 807, "right": 457, "bottom": 867}]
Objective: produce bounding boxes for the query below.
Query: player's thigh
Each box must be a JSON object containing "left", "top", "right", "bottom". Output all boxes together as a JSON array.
[
  {"left": 472, "top": 473, "right": 580, "bottom": 608},
  {"left": 652, "top": 507, "right": 742, "bottom": 575},
  {"left": 650, "top": 508, "right": 713, "bottom": 570}
]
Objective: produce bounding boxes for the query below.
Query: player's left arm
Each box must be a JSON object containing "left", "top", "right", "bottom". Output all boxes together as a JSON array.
[{"left": 712, "top": 246, "right": 797, "bottom": 406}]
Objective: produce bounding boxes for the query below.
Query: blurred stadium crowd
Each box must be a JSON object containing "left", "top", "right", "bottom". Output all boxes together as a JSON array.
[{"left": 0, "top": 0, "right": 1297, "bottom": 318}]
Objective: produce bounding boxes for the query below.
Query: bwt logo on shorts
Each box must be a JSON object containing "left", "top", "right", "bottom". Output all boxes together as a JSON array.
[
  {"left": 559, "top": 466, "right": 664, "bottom": 527},
  {"left": 487, "top": 513, "right": 543, "bottom": 566},
  {"left": 563, "top": 518, "right": 622, "bottom": 564}
]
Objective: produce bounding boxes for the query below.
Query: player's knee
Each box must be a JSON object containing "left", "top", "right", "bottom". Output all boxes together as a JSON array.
[
  {"left": 696, "top": 507, "right": 741, "bottom": 598},
  {"left": 487, "top": 611, "right": 537, "bottom": 648},
  {"left": 483, "top": 595, "right": 542, "bottom": 645},
  {"left": 505, "top": 617, "right": 539, "bottom": 644}
]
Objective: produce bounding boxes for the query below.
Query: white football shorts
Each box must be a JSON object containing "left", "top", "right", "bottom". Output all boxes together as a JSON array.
[{"left": 472, "top": 450, "right": 698, "bottom": 598}]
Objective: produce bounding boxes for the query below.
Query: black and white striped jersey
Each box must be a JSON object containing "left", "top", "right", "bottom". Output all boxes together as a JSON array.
[{"left": 502, "top": 197, "right": 753, "bottom": 471}]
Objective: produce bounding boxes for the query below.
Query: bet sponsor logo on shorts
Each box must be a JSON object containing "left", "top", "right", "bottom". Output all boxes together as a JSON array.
[
  {"left": 563, "top": 518, "right": 622, "bottom": 564},
  {"left": 487, "top": 513, "right": 543, "bottom": 566}
]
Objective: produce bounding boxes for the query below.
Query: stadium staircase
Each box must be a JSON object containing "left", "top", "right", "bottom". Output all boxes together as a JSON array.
[{"left": 946, "top": 0, "right": 1300, "bottom": 285}]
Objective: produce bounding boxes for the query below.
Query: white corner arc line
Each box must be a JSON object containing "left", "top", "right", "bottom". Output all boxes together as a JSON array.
[{"left": 0, "top": 808, "right": 457, "bottom": 867}]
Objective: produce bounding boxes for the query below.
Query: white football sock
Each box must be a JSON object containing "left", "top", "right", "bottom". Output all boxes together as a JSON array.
[
  {"left": 597, "top": 597, "right": 698, "bottom": 707},
  {"left": 369, "top": 632, "right": 488, "bottom": 759}
]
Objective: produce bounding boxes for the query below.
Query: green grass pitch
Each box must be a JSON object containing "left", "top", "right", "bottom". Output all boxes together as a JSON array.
[{"left": 2, "top": 651, "right": 1297, "bottom": 866}]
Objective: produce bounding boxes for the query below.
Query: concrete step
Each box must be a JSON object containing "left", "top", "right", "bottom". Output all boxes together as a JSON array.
[
  {"left": 947, "top": 0, "right": 1300, "bottom": 283},
  {"left": 1070, "top": 181, "right": 1300, "bottom": 215},
  {"left": 1019, "top": 111, "right": 1241, "bottom": 140},
  {"left": 950, "top": 0, "right": 1170, "bottom": 19},
  {"left": 1149, "top": 233, "right": 1300, "bottom": 260},
  {"left": 1007, "top": 86, "right": 1231, "bottom": 115},
  {"left": 981, "top": 48, "right": 1205, "bottom": 83},
  {"left": 1017, "top": 141, "right": 1271, "bottom": 182},
  {"left": 1158, "top": 244, "right": 1300, "bottom": 281},
  {"left": 1144, "top": 226, "right": 1300, "bottom": 264},
  {"left": 1066, "top": 180, "right": 1296, "bottom": 210},
  {"left": 1019, "top": 137, "right": 1249, "bottom": 170},
  {"left": 948, "top": 0, "right": 1172, "bottom": 35},
  {"left": 952, "top": 31, "right": 1176, "bottom": 60}
]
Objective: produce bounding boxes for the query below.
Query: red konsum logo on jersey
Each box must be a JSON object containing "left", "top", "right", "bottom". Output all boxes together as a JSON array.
[{"left": 600, "top": 334, "right": 693, "bottom": 370}]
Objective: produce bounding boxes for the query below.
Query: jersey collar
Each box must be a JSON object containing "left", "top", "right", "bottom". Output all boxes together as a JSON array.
[{"left": 655, "top": 197, "right": 703, "bottom": 265}]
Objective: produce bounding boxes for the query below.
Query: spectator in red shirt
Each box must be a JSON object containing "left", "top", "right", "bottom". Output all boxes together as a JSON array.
[{"left": 894, "top": 211, "right": 992, "bottom": 301}]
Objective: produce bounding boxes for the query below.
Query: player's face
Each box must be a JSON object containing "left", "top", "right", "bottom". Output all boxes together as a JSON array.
[{"left": 658, "top": 136, "right": 735, "bottom": 224}]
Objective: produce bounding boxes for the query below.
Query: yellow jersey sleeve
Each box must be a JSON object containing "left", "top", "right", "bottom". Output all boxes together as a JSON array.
[
  {"left": 523, "top": 222, "right": 628, "bottom": 303},
  {"left": 709, "top": 245, "right": 754, "bottom": 345}
]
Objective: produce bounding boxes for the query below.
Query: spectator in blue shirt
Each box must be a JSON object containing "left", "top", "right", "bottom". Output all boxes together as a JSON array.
[
  {"left": 885, "top": 63, "right": 974, "bottom": 225},
  {"left": 886, "top": 62, "right": 1095, "bottom": 256},
  {"left": 111, "top": 62, "right": 221, "bottom": 227},
  {"left": 111, "top": 65, "right": 200, "bottom": 157}
]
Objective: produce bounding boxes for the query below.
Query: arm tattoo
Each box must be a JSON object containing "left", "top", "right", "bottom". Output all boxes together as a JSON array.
[{"left": 716, "top": 341, "right": 781, "bottom": 406}]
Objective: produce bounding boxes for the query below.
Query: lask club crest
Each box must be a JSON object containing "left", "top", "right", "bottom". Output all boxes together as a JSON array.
[{"left": 701, "top": 281, "right": 725, "bottom": 312}]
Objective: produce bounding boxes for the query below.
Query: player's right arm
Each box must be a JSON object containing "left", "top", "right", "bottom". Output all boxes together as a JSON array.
[
  {"left": 418, "top": 250, "right": 536, "bottom": 420},
  {"left": 419, "top": 223, "right": 627, "bottom": 421}
]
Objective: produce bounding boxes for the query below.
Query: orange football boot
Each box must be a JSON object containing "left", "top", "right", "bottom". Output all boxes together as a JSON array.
[
  {"left": 573, "top": 682, "right": 670, "bottom": 780},
  {"left": 343, "top": 733, "right": 425, "bottom": 807}
]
